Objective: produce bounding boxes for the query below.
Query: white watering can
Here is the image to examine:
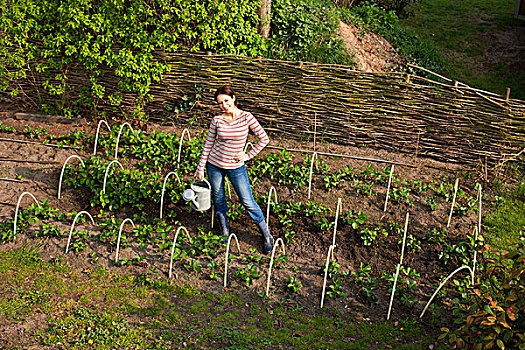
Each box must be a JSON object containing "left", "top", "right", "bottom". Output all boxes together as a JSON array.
[{"left": 183, "top": 179, "right": 211, "bottom": 211}]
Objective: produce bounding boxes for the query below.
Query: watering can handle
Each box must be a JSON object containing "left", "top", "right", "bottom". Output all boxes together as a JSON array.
[{"left": 201, "top": 178, "right": 211, "bottom": 189}]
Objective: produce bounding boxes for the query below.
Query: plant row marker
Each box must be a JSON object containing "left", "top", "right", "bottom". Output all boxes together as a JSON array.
[
  {"left": 115, "top": 218, "right": 135, "bottom": 263},
  {"left": 308, "top": 152, "right": 318, "bottom": 200},
  {"left": 386, "top": 264, "right": 401, "bottom": 321},
  {"left": 223, "top": 233, "right": 241, "bottom": 287},
  {"left": 420, "top": 265, "right": 474, "bottom": 318},
  {"left": 58, "top": 155, "right": 85, "bottom": 199},
  {"left": 266, "top": 238, "right": 286, "bottom": 296},
  {"left": 160, "top": 171, "right": 182, "bottom": 219},
  {"left": 93, "top": 119, "right": 111, "bottom": 156},
  {"left": 332, "top": 198, "right": 342, "bottom": 247},
  {"left": 320, "top": 244, "right": 336, "bottom": 308},
  {"left": 387, "top": 212, "right": 409, "bottom": 320},
  {"left": 114, "top": 122, "right": 134, "bottom": 159},
  {"left": 65, "top": 211, "right": 95, "bottom": 254},
  {"left": 266, "top": 186, "right": 278, "bottom": 226},
  {"left": 176, "top": 128, "right": 192, "bottom": 168},
  {"left": 102, "top": 159, "right": 124, "bottom": 194},
  {"left": 447, "top": 178, "right": 460, "bottom": 228},
  {"left": 383, "top": 164, "right": 394, "bottom": 212},
  {"left": 13, "top": 192, "right": 41, "bottom": 242},
  {"left": 169, "top": 226, "right": 192, "bottom": 279}
]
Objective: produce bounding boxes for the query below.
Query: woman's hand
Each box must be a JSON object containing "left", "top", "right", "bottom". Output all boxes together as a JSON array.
[
  {"left": 194, "top": 170, "right": 204, "bottom": 181},
  {"left": 234, "top": 151, "right": 247, "bottom": 162}
]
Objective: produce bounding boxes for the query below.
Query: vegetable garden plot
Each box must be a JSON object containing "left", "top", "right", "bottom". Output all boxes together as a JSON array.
[{"left": 0, "top": 120, "right": 487, "bottom": 324}]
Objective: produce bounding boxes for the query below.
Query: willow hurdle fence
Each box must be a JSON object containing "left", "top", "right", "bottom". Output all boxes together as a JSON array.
[{"left": 4, "top": 51, "right": 525, "bottom": 168}]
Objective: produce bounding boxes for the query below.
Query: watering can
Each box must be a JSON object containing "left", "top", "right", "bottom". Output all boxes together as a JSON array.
[{"left": 183, "top": 179, "right": 211, "bottom": 211}]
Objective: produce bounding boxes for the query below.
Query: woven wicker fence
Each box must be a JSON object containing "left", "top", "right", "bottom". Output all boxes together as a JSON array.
[{"left": 5, "top": 51, "right": 525, "bottom": 167}]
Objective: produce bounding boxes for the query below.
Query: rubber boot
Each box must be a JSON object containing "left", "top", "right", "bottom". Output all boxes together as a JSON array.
[
  {"left": 216, "top": 212, "right": 229, "bottom": 239},
  {"left": 257, "top": 221, "right": 274, "bottom": 255}
]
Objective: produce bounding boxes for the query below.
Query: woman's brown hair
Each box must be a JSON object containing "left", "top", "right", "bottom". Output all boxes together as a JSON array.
[{"left": 214, "top": 85, "right": 238, "bottom": 106}]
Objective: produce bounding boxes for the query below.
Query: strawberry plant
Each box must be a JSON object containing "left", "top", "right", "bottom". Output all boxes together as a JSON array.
[
  {"left": 341, "top": 210, "right": 368, "bottom": 230},
  {"left": 235, "top": 263, "right": 260, "bottom": 287},
  {"left": 0, "top": 123, "right": 16, "bottom": 133},
  {"left": 35, "top": 223, "right": 63, "bottom": 238},
  {"left": 286, "top": 276, "right": 303, "bottom": 293},
  {"left": 70, "top": 229, "right": 90, "bottom": 252},
  {"left": 352, "top": 263, "right": 379, "bottom": 305},
  {"left": 22, "top": 125, "right": 48, "bottom": 139}
]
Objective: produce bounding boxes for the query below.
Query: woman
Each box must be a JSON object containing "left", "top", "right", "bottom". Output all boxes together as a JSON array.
[{"left": 194, "top": 85, "right": 273, "bottom": 254}]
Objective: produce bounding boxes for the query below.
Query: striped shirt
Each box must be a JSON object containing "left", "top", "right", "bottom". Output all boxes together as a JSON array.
[{"left": 196, "top": 111, "right": 269, "bottom": 173}]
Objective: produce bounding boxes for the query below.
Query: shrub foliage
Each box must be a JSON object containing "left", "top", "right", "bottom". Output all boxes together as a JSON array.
[
  {"left": 0, "top": 0, "right": 265, "bottom": 118},
  {"left": 442, "top": 239, "right": 525, "bottom": 349}
]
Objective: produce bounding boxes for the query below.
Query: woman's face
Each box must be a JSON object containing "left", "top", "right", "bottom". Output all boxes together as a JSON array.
[{"left": 217, "top": 94, "right": 236, "bottom": 114}]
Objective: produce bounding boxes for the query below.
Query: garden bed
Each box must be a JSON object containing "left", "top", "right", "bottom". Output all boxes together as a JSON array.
[{"left": 0, "top": 111, "right": 489, "bottom": 334}]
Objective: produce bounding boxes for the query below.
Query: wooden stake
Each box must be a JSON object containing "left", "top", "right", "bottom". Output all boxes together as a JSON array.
[
  {"left": 313, "top": 112, "right": 317, "bottom": 152},
  {"left": 415, "top": 131, "right": 421, "bottom": 159},
  {"left": 484, "top": 155, "right": 488, "bottom": 183},
  {"left": 505, "top": 87, "right": 510, "bottom": 102}
]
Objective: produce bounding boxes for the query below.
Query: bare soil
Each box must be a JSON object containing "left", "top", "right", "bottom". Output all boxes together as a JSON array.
[{"left": 337, "top": 21, "right": 404, "bottom": 72}]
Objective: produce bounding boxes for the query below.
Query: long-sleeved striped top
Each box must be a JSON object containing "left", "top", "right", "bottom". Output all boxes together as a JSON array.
[{"left": 196, "top": 111, "right": 269, "bottom": 173}]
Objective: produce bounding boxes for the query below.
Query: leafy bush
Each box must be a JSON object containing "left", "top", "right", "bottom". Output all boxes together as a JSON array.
[
  {"left": 335, "top": 0, "right": 421, "bottom": 17},
  {"left": 0, "top": 0, "right": 265, "bottom": 118},
  {"left": 441, "top": 239, "right": 525, "bottom": 349},
  {"left": 268, "top": 0, "right": 355, "bottom": 65}
]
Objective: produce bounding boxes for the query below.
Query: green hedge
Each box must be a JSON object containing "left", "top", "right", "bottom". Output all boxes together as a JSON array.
[{"left": 0, "top": 0, "right": 265, "bottom": 118}]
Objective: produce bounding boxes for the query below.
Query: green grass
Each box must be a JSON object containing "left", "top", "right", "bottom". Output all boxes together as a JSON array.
[
  {"left": 484, "top": 181, "right": 525, "bottom": 250},
  {"left": 0, "top": 247, "right": 447, "bottom": 349},
  {"left": 400, "top": 0, "right": 525, "bottom": 99}
]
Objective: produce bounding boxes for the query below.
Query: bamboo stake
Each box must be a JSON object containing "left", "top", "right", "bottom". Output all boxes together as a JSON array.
[
  {"left": 0, "top": 137, "right": 81, "bottom": 149},
  {"left": 313, "top": 112, "right": 317, "bottom": 152},
  {"left": 415, "top": 131, "right": 421, "bottom": 159},
  {"left": 0, "top": 178, "right": 28, "bottom": 183},
  {"left": 447, "top": 178, "right": 460, "bottom": 228},
  {"left": 383, "top": 165, "right": 394, "bottom": 212},
  {"left": 0, "top": 158, "right": 60, "bottom": 164}
]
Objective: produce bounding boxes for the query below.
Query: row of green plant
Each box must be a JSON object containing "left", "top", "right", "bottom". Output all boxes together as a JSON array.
[
  {"left": 6, "top": 122, "right": 513, "bottom": 348},
  {"left": 249, "top": 147, "right": 479, "bottom": 215},
  {"left": 0, "top": 198, "right": 298, "bottom": 291},
  {"left": 7, "top": 167, "right": 521, "bottom": 348},
  {"left": 2, "top": 121, "right": 480, "bottom": 223},
  {"left": 55, "top": 124, "right": 484, "bottom": 260},
  {"left": 2, "top": 167, "right": 479, "bottom": 305},
  {"left": 43, "top": 124, "right": 525, "bottom": 237},
  {"left": 1, "top": 188, "right": 485, "bottom": 314},
  {"left": 0, "top": 199, "right": 450, "bottom": 310},
  {"left": 0, "top": 122, "right": 88, "bottom": 148}
]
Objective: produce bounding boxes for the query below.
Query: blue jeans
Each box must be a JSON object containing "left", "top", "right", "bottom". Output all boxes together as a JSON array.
[{"left": 206, "top": 162, "right": 265, "bottom": 225}]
